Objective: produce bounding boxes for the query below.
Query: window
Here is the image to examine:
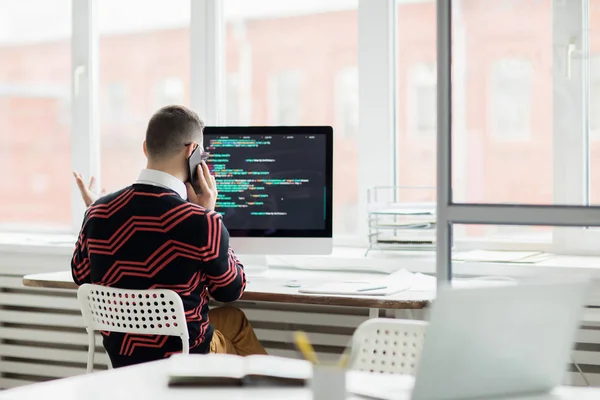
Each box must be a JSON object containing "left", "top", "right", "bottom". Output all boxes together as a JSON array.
[
  {"left": 0, "top": 0, "right": 72, "bottom": 230},
  {"left": 450, "top": 1, "right": 552, "bottom": 212},
  {"left": 224, "top": 0, "right": 359, "bottom": 235},
  {"left": 335, "top": 66, "right": 359, "bottom": 139},
  {"left": 408, "top": 63, "right": 436, "bottom": 137},
  {"left": 104, "top": 82, "right": 127, "bottom": 122},
  {"left": 396, "top": 1, "right": 436, "bottom": 193},
  {"left": 226, "top": 73, "right": 241, "bottom": 125},
  {"left": 154, "top": 77, "right": 185, "bottom": 108},
  {"left": 431, "top": 1, "right": 600, "bottom": 275},
  {"left": 225, "top": 20, "right": 253, "bottom": 126},
  {"left": 489, "top": 58, "right": 533, "bottom": 140},
  {"left": 8, "top": 0, "right": 600, "bottom": 256},
  {"left": 98, "top": 0, "right": 190, "bottom": 193},
  {"left": 268, "top": 70, "right": 302, "bottom": 125},
  {"left": 393, "top": 0, "right": 554, "bottom": 243}
]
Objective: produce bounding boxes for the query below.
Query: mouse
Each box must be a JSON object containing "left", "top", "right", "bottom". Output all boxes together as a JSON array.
[{"left": 285, "top": 280, "right": 301, "bottom": 288}]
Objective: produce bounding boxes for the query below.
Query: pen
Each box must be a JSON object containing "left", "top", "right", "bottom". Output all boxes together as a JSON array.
[
  {"left": 337, "top": 350, "right": 350, "bottom": 369},
  {"left": 293, "top": 331, "right": 319, "bottom": 364},
  {"left": 356, "top": 285, "right": 387, "bottom": 292},
  {"left": 337, "top": 338, "right": 355, "bottom": 369}
]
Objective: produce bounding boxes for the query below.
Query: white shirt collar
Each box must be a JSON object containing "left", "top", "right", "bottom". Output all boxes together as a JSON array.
[{"left": 136, "top": 169, "right": 187, "bottom": 199}]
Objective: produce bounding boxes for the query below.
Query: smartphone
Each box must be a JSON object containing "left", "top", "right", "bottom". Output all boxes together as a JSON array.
[{"left": 187, "top": 146, "right": 209, "bottom": 194}]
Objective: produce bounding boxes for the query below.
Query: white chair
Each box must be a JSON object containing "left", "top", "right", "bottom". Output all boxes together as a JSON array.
[
  {"left": 77, "top": 283, "right": 189, "bottom": 373},
  {"left": 350, "top": 318, "right": 428, "bottom": 375}
]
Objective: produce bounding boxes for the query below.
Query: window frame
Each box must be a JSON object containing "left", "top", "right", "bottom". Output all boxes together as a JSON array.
[
  {"left": 355, "top": 0, "right": 397, "bottom": 239},
  {"left": 191, "top": 0, "right": 225, "bottom": 126},
  {"left": 71, "top": 0, "right": 100, "bottom": 232},
  {"left": 551, "top": 0, "right": 595, "bottom": 255}
]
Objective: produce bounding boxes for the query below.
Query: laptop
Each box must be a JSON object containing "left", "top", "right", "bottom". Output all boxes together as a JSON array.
[{"left": 349, "top": 279, "right": 589, "bottom": 400}]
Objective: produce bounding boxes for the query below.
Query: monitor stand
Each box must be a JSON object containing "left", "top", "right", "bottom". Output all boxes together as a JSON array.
[{"left": 237, "top": 254, "right": 269, "bottom": 278}]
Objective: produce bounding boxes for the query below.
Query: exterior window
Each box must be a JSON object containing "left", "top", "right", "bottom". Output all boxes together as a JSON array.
[
  {"left": 155, "top": 77, "right": 185, "bottom": 108},
  {"left": 489, "top": 58, "right": 533, "bottom": 140},
  {"left": 409, "top": 63, "right": 436, "bottom": 136},
  {"left": 336, "top": 66, "right": 359, "bottom": 138},
  {"left": 104, "top": 82, "right": 126, "bottom": 122},
  {"left": 269, "top": 70, "right": 302, "bottom": 125}
]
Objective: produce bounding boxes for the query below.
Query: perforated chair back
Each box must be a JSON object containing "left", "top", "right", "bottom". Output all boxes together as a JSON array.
[
  {"left": 350, "top": 318, "right": 427, "bottom": 375},
  {"left": 77, "top": 283, "right": 189, "bottom": 373}
]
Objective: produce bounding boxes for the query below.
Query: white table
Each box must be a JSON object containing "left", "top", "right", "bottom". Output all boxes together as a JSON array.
[
  {"left": 0, "top": 360, "right": 598, "bottom": 400},
  {"left": 23, "top": 268, "right": 434, "bottom": 318}
]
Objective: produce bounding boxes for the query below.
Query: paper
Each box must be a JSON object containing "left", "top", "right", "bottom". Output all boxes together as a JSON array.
[
  {"left": 299, "top": 269, "right": 414, "bottom": 296},
  {"left": 346, "top": 371, "right": 414, "bottom": 400},
  {"left": 452, "top": 250, "right": 543, "bottom": 263},
  {"left": 168, "top": 354, "right": 311, "bottom": 385},
  {"left": 298, "top": 282, "right": 408, "bottom": 296},
  {"left": 452, "top": 278, "right": 517, "bottom": 289},
  {"left": 244, "top": 355, "right": 311, "bottom": 380},
  {"left": 169, "top": 353, "right": 245, "bottom": 380},
  {"left": 407, "top": 272, "right": 437, "bottom": 291},
  {"left": 405, "top": 273, "right": 517, "bottom": 292}
]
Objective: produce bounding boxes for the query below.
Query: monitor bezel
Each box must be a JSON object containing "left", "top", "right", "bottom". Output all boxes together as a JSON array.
[{"left": 203, "top": 125, "right": 334, "bottom": 239}]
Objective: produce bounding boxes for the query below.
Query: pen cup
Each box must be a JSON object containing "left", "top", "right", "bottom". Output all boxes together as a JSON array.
[{"left": 311, "top": 364, "right": 346, "bottom": 400}]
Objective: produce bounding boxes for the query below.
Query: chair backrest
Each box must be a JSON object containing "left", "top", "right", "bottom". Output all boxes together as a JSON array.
[
  {"left": 350, "top": 318, "right": 428, "bottom": 375},
  {"left": 77, "top": 284, "right": 189, "bottom": 343}
]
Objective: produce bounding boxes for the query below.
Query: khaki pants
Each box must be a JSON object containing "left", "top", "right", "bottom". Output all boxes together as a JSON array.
[{"left": 208, "top": 307, "right": 267, "bottom": 356}]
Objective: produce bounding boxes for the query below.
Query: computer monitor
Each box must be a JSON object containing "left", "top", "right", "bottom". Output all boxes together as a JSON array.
[{"left": 203, "top": 126, "right": 333, "bottom": 271}]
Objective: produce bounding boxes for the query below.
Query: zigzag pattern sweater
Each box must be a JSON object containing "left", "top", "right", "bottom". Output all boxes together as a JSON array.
[{"left": 71, "top": 183, "right": 246, "bottom": 368}]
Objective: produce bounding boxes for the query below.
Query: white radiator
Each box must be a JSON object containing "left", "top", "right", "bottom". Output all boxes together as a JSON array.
[
  {"left": 0, "top": 271, "right": 370, "bottom": 389},
  {"left": 1, "top": 250, "right": 600, "bottom": 389}
]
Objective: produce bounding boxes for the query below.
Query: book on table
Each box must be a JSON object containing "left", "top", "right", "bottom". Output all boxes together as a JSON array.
[{"left": 167, "top": 353, "right": 312, "bottom": 387}]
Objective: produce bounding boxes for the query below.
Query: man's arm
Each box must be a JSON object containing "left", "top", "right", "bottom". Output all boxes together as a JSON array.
[
  {"left": 200, "top": 210, "right": 246, "bottom": 303},
  {"left": 71, "top": 172, "right": 105, "bottom": 285},
  {"left": 186, "top": 161, "right": 244, "bottom": 301},
  {"left": 71, "top": 212, "right": 92, "bottom": 285}
]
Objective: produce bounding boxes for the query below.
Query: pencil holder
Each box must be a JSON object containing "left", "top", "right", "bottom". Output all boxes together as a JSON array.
[{"left": 310, "top": 364, "right": 346, "bottom": 400}]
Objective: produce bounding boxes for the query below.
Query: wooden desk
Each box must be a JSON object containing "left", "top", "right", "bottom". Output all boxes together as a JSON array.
[
  {"left": 22, "top": 269, "right": 432, "bottom": 316},
  {"left": 0, "top": 358, "right": 597, "bottom": 400}
]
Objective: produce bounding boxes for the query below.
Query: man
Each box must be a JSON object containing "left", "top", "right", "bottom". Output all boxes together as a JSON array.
[{"left": 71, "top": 105, "right": 266, "bottom": 368}]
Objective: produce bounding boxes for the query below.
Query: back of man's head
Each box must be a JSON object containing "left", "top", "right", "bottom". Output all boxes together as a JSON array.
[{"left": 145, "top": 105, "right": 205, "bottom": 161}]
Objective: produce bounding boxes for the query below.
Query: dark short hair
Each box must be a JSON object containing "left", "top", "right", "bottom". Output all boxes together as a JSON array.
[{"left": 145, "top": 105, "right": 204, "bottom": 160}]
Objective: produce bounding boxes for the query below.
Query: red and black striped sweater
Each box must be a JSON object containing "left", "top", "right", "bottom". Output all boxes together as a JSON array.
[{"left": 71, "top": 183, "right": 246, "bottom": 368}]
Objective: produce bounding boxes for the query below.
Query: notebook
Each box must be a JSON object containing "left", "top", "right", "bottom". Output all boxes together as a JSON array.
[{"left": 167, "top": 353, "right": 311, "bottom": 387}]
